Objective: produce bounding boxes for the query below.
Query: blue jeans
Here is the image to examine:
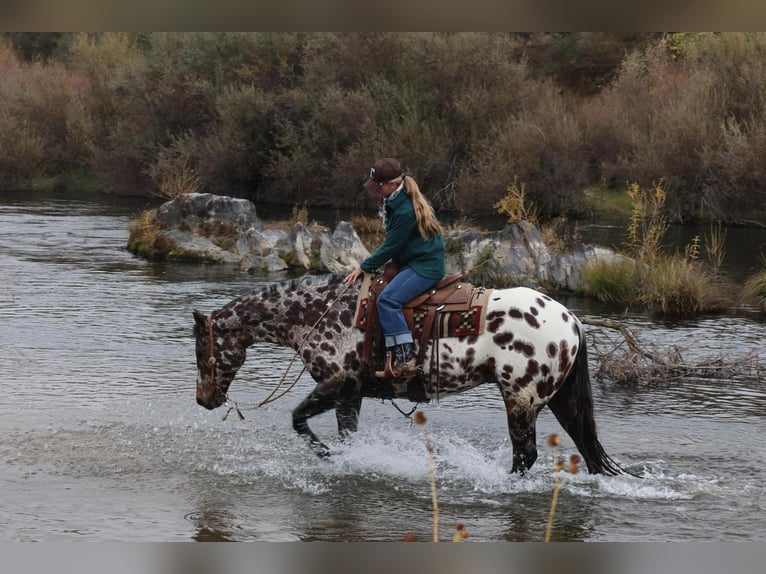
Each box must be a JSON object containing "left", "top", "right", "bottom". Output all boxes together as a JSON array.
[{"left": 377, "top": 268, "right": 441, "bottom": 347}]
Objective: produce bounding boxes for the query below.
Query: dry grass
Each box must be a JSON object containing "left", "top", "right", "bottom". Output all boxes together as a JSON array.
[
  {"left": 544, "top": 434, "right": 580, "bottom": 543},
  {"left": 349, "top": 214, "right": 385, "bottom": 252},
  {"left": 743, "top": 269, "right": 766, "bottom": 312},
  {"left": 401, "top": 410, "right": 470, "bottom": 543},
  {"left": 580, "top": 181, "right": 739, "bottom": 316},
  {"left": 126, "top": 209, "right": 177, "bottom": 258}
]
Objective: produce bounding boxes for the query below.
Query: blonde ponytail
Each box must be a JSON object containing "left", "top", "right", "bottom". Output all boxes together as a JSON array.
[{"left": 403, "top": 175, "right": 443, "bottom": 240}]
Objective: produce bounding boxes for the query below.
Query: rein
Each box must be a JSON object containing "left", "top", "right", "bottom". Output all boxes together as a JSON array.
[{"left": 210, "top": 279, "right": 355, "bottom": 419}]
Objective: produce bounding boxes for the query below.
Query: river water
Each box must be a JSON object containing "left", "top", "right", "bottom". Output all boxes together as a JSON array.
[{"left": 1, "top": 192, "right": 765, "bottom": 542}]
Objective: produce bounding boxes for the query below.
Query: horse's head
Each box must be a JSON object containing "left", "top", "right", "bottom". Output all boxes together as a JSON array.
[{"left": 193, "top": 309, "right": 247, "bottom": 410}]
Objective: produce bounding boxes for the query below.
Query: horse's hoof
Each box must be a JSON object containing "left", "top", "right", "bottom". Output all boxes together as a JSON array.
[{"left": 312, "top": 443, "right": 331, "bottom": 459}]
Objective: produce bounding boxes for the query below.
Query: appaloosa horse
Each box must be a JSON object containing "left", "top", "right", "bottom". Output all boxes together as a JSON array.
[{"left": 193, "top": 273, "right": 627, "bottom": 475}]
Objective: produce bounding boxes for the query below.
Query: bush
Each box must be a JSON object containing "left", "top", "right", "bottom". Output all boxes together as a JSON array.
[
  {"left": 744, "top": 269, "right": 766, "bottom": 312},
  {"left": 581, "top": 258, "right": 639, "bottom": 303}
]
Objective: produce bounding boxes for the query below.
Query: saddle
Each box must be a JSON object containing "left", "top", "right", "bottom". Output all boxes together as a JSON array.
[{"left": 354, "top": 261, "right": 492, "bottom": 371}]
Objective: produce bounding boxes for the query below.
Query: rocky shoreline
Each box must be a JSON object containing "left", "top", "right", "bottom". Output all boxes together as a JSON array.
[{"left": 127, "top": 193, "right": 627, "bottom": 291}]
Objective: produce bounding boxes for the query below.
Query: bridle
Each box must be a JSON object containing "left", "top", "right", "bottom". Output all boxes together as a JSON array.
[
  {"left": 206, "top": 316, "right": 217, "bottom": 391},
  {"left": 205, "top": 314, "right": 243, "bottom": 421}
]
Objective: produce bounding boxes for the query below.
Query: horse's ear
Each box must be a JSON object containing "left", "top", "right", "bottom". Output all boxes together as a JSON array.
[{"left": 193, "top": 309, "right": 208, "bottom": 328}]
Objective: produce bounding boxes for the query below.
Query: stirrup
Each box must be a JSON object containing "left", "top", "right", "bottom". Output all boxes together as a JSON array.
[{"left": 375, "top": 352, "right": 417, "bottom": 379}]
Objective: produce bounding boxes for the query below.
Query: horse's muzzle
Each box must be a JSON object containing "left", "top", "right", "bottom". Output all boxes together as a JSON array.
[{"left": 196, "top": 384, "right": 224, "bottom": 410}]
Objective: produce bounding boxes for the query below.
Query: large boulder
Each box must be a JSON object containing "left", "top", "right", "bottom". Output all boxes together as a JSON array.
[
  {"left": 156, "top": 193, "right": 263, "bottom": 233},
  {"left": 445, "top": 220, "right": 551, "bottom": 280}
]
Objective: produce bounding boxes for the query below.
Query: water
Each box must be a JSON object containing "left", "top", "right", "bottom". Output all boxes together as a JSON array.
[{"left": 1, "top": 192, "right": 766, "bottom": 542}]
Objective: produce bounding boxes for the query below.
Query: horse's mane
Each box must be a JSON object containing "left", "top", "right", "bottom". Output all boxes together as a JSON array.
[
  {"left": 212, "top": 273, "right": 351, "bottom": 317},
  {"left": 249, "top": 272, "right": 347, "bottom": 297}
]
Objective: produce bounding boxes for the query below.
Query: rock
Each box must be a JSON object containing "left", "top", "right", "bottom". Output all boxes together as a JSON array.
[
  {"left": 321, "top": 221, "right": 371, "bottom": 272},
  {"left": 444, "top": 221, "right": 551, "bottom": 279},
  {"left": 536, "top": 244, "right": 631, "bottom": 291},
  {"left": 156, "top": 192, "right": 263, "bottom": 232},
  {"left": 130, "top": 193, "right": 627, "bottom": 290}
]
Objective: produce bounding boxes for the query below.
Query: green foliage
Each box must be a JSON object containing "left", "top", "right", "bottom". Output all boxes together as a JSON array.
[{"left": 2, "top": 32, "right": 766, "bottom": 225}]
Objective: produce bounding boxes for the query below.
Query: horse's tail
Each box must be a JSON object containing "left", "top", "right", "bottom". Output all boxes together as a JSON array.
[{"left": 547, "top": 327, "right": 632, "bottom": 476}]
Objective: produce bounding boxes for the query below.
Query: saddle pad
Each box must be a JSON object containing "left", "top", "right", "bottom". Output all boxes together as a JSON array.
[{"left": 410, "top": 286, "right": 492, "bottom": 338}]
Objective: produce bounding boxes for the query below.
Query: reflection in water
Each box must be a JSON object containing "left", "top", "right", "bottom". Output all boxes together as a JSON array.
[
  {"left": 1, "top": 194, "right": 766, "bottom": 542},
  {"left": 186, "top": 511, "right": 236, "bottom": 542}
]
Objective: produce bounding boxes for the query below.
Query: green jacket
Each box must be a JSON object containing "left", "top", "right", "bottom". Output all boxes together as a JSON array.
[{"left": 360, "top": 190, "right": 446, "bottom": 279}]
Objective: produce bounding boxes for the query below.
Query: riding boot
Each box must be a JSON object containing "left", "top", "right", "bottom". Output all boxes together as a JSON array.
[{"left": 375, "top": 343, "right": 417, "bottom": 379}]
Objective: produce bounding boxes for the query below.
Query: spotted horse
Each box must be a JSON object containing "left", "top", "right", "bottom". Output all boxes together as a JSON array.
[{"left": 193, "top": 273, "right": 629, "bottom": 475}]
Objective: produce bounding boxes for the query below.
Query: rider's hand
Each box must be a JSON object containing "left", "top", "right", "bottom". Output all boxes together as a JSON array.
[{"left": 343, "top": 268, "right": 363, "bottom": 284}]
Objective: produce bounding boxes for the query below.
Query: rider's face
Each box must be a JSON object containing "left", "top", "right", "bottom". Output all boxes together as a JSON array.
[{"left": 373, "top": 180, "right": 397, "bottom": 198}]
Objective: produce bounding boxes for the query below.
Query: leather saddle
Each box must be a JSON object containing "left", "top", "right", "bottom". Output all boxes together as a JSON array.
[{"left": 358, "top": 261, "right": 478, "bottom": 369}]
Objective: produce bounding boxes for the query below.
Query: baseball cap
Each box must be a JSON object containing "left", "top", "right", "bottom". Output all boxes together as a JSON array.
[{"left": 363, "top": 158, "right": 403, "bottom": 192}]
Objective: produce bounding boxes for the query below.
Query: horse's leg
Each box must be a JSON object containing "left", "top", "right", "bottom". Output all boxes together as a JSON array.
[
  {"left": 335, "top": 390, "right": 362, "bottom": 440},
  {"left": 292, "top": 384, "right": 341, "bottom": 459},
  {"left": 503, "top": 401, "right": 540, "bottom": 473}
]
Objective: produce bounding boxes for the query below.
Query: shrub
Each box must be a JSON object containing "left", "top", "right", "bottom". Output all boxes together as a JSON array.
[
  {"left": 639, "top": 255, "right": 733, "bottom": 316},
  {"left": 581, "top": 258, "right": 640, "bottom": 303},
  {"left": 743, "top": 270, "right": 766, "bottom": 312},
  {"left": 127, "top": 209, "right": 176, "bottom": 258},
  {"left": 146, "top": 132, "right": 203, "bottom": 199}
]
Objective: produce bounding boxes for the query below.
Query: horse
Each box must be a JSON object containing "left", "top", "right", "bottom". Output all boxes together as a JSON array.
[{"left": 193, "top": 272, "right": 628, "bottom": 475}]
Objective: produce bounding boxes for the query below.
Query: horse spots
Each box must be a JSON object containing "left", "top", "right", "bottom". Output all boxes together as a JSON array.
[
  {"left": 493, "top": 331, "right": 514, "bottom": 348},
  {"left": 287, "top": 301, "right": 303, "bottom": 322},
  {"left": 320, "top": 342, "right": 335, "bottom": 355},
  {"left": 524, "top": 312, "right": 540, "bottom": 329},
  {"left": 509, "top": 308, "right": 523, "bottom": 320},
  {"left": 535, "top": 297, "right": 546, "bottom": 308},
  {"left": 530, "top": 306, "right": 539, "bottom": 316},
  {"left": 536, "top": 379, "right": 554, "bottom": 399},
  {"left": 558, "top": 340, "right": 572, "bottom": 376},
  {"left": 459, "top": 348, "right": 477, "bottom": 372},
  {"left": 339, "top": 309, "right": 353, "bottom": 328},
  {"left": 513, "top": 340, "right": 535, "bottom": 357},
  {"left": 547, "top": 342, "right": 557, "bottom": 358},
  {"left": 515, "top": 372, "right": 533, "bottom": 387},
  {"left": 561, "top": 312, "right": 570, "bottom": 322},
  {"left": 486, "top": 310, "right": 506, "bottom": 333},
  {"left": 514, "top": 358, "right": 540, "bottom": 388}
]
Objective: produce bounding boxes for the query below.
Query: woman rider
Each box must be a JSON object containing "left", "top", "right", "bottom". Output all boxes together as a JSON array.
[{"left": 344, "top": 158, "right": 446, "bottom": 379}]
